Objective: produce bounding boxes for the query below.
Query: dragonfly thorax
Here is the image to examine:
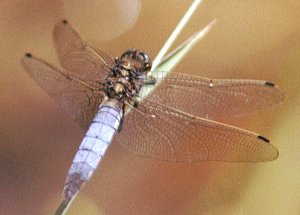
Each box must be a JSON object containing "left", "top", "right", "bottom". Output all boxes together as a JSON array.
[{"left": 104, "top": 49, "right": 153, "bottom": 101}]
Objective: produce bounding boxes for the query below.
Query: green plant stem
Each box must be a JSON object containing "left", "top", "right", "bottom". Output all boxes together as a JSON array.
[{"left": 151, "top": 0, "right": 204, "bottom": 71}]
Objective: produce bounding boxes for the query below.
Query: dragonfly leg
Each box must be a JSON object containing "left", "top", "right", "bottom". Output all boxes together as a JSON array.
[
  {"left": 118, "top": 105, "right": 127, "bottom": 132},
  {"left": 143, "top": 75, "right": 156, "bottom": 85}
]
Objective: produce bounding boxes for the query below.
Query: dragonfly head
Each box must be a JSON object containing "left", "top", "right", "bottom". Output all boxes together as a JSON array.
[
  {"left": 119, "top": 49, "right": 152, "bottom": 74},
  {"left": 107, "top": 49, "right": 152, "bottom": 100}
]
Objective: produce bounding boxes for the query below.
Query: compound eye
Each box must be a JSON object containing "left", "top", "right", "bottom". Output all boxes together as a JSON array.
[
  {"left": 121, "top": 49, "right": 136, "bottom": 60},
  {"left": 137, "top": 51, "right": 146, "bottom": 61}
]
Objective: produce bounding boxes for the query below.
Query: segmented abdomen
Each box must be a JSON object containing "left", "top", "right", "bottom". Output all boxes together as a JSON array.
[{"left": 63, "top": 99, "right": 122, "bottom": 202}]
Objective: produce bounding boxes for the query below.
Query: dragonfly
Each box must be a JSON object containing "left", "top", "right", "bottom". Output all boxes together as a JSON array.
[{"left": 21, "top": 20, "right": 283, "bottom": 212}]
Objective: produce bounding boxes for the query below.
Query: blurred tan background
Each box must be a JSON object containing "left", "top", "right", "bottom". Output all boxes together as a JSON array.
[{"left": 0, "top": 0, "right": 300, "bottom": 214}]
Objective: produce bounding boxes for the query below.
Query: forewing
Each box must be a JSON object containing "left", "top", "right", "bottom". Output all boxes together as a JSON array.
[
  {"left": 21, "top": 54, "right": 103, "bottom": 130},
  {"left": 145, "top": 72, "right": 283, "bottom": 122},
  {"left": 115, "top": 98, "right": 278, "bottom": 162},
  {"left": 53, "top": 20, "right": 114, "bottom": 80},
  {"left": 52, "top": 20, "right": 84, "bottom": 60}
]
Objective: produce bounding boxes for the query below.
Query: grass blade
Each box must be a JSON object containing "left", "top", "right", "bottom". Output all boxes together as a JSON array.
[
  {"left": 151, "top": 0, "right": 204, "bottom": 71},
  {"left": 138, "top": 20, "right": 217, "bottom": 99},
  {"left": 155, "top": 19, "right": 216, "bottom": 76}
]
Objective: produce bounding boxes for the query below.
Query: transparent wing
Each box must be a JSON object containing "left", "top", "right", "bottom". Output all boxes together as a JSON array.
[
  {"left": 145, "top": 72, "right": 284, "bottom": 122},
  {"left": 53, "top": 20, "right": 115, "bottom": 80},
  {"left": 92, "top": 47, "right": 115, "bottom": 68},
  {"left": 115, "top": 98, "right": 278, "bottom": 162},
  {"left": 21, "top": 54, "right": 104, "bottom": 130}
]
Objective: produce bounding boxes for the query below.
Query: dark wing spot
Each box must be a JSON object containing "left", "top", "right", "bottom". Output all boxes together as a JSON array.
[
  {"left": 62, "top": 19, "right": 68, "bottom": 24},
  {"left": 264, "top": 81, "right": 275, "bottom": 87},
  {"left": 258, "top": 135, "right": 270, "bottom": 143},
  {"left": 25, "top": 53, "right": 32, "bottom": 58}
]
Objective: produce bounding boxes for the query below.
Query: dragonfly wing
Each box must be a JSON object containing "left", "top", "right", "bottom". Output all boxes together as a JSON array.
[
  {"left": 21, "top": 54, "right": 104, "bottom": 130},
  {"left": 146, "top": 72, "right": 283, "bottom": 122},
  {"left": 53, "top": 20, "right": 85, "bottom": 60},
  {"left": 53, "top": 20, "right": 114, "bottom": 80},
  {"left": 115, "top": 98, "right": 278, "bottom": 162},
  {"left": 91, "top": 47, "right": 115, "bottom": 68}
]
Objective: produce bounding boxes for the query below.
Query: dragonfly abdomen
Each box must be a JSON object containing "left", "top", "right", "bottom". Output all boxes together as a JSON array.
[{"left": 63, "top": 98, "right": 123, "bottom": 202}]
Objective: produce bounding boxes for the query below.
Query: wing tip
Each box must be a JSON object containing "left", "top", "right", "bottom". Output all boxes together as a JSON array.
[
  {"left": 264, "top": 81, "right": 275, "bottom": 87},
  {"left": 25, "top": 52, "right": 32, "bottom": 58},
  {"left": 264, "top": 81, "right": 284, "bottom": 102},
  {"left": 266, "top": 146, "right": 279, "bottom": 161},
  {"left": 273, "top": 148, "right": 279, "bottom": 160},
  {"left": 257, "top": 135, "right": 270, "bottom": 143},
  {"left": 265, "top": 81, "right": 275, "bottom": 87},
  {"left": 62, "top": 19, "right": 68, "bottom": 25},
  {"left": 257, "top": 135, "right": 280, "bottom": 161}
]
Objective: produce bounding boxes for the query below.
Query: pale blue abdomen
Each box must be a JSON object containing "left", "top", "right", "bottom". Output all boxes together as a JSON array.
[{"left": 63, "top": 98, "right": 122, "bottom": 201}]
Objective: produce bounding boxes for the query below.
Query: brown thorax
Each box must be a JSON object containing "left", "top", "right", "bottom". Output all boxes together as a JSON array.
[{"left": 104, "top": 49, "right": 155, "bottom": 103}]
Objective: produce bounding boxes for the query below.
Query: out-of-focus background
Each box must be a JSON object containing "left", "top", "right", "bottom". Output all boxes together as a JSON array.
[{"left": 0, "top": 0, "right": 299, "bottom": 214}]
